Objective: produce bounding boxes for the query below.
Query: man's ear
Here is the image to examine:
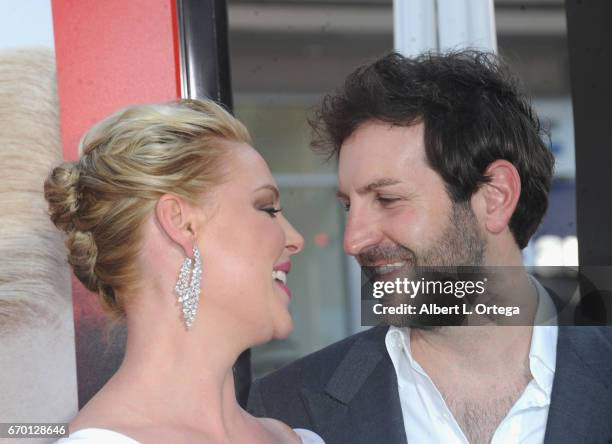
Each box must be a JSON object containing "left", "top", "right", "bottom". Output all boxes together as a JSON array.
[
  {"left": 477, "top": 160, "right": 521, "bottom": 235},
  {"left": 155, "top": 194, "right": 195, "bottom": 257}
]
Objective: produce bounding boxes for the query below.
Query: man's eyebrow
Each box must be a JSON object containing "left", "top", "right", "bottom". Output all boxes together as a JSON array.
[
  {"left": 336, "top": 190, "right": 349, "bottom": 200},
  {"left": 336, "top": 178, "right": 402, "bottom": 200},
  {"left": 254, "top": 184, "right": 280, "bottom": 200}
]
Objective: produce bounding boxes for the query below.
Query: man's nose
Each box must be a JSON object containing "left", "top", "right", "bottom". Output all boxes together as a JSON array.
[{"left": 343, "top": 208, "right": 383, "bottom": 256}]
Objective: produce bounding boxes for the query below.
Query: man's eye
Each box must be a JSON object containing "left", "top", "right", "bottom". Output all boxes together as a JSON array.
[
  {"left": 377, "top": 197, "right": 400, "bottom": 205},
  {"left": 340, "top": 201, "right": 350, "bottom": 212},
  {"left": 263, "top": 207, "right": 282, "bottom": 218}
]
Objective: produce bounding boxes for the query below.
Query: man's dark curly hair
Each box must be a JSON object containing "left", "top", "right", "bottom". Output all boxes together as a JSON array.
[{"left": 310, "top": 51, "right": 554, "bottom": 249}]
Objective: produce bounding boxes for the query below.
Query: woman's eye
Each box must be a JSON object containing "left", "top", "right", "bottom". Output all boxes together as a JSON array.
[{"left": 262, "top": 207, "right": 282, "bottom": 218}]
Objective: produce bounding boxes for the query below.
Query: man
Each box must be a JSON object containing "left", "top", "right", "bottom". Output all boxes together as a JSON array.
[{"left": 248, "top": 51, "right": 612, "bottom": 443}]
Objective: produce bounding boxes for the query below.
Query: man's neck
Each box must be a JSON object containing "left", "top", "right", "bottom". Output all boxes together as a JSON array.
[
  {"left": 410, "top": 263, "right": 537, "bottom": 371},
  {"left": 410, "top": 324, "right": 533, "bottom": 374}
]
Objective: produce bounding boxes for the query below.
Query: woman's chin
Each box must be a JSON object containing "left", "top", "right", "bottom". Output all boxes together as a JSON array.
[
  {"left": 272, "top": 316, "right": 294, "bottom": 341},
  {"left": 249, "top": 317, "right": 293, "bottom": 346}
]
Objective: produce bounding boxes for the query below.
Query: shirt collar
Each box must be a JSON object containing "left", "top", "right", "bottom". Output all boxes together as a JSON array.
[{"left": 528, "top": 275, "right": 559, "bottom": 395}]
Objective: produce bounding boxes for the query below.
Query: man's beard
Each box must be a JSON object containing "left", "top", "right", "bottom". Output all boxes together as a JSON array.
[{"left": 359, "top": 200, "right": 486, "bottom": 328}]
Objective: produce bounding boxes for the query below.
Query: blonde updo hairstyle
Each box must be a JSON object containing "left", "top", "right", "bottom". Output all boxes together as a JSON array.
[{"left": 44, "top": 99, "right": 251, "bottom": 318}]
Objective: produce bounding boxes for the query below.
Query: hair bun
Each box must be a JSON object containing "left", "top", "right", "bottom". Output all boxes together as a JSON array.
[
  {"left": 66, "top": 229, "right": 99, "bottom": 292},
  {"left": 44, "top": 162, "right": 81, "bottom": 233}
]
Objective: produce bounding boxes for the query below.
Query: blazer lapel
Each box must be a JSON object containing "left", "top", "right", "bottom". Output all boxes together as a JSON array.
[
  {"left": 544, "top": 327, "right": 612, "bottom": 443},
  {"left": 300, "top": 326, "right": 407, "bottom": 444}
]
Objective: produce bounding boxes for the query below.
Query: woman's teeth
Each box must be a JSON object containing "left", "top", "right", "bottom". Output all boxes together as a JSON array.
[{"left": 272, "top": 270, "right": 287, "bottom": 285}]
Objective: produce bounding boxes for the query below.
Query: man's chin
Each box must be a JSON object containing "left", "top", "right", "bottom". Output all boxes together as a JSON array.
[{"left": 375, "top": 284, "right": 473, "bottom": 328}]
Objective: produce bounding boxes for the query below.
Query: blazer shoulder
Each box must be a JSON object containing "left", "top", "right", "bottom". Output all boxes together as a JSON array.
[
  {"left": 254, "top": 326, "right": 388, "bottom": 391},
  {"left": 561, "top": 325, "right": 612, "bottom": 344}
]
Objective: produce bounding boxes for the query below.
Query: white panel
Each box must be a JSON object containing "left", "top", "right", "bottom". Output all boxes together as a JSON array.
[
  {"left": 437, "top": 0, "right": 470, "bottom": 51},
  {"left": 438, "top": 0, "right": 496, "bottom": 52},
  {"left": 0, "top": 0, "right": 54, "bottom": 49},
  {"left": 467, "top": 0, "right": 497, "bottom": 52},
  {"left": 394, "top": 0, "right": 497, "bottom": 55},
  {"left": 393, "top": 0, "right": 437, "bottom": 56},
  {"left": 533, "top": 98, "right": 576, "bottom": 179}
]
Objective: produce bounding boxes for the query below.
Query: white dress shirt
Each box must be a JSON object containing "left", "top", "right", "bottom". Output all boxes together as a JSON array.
[{"left": 385, "top": 277, "right": 558, "bottom": 444}]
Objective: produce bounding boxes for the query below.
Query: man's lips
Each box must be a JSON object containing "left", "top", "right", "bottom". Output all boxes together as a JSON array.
[
  {"left": 361, "top": 261, "right": 408, "bottom": 272},
  {"left": 362, "top": 260, "right": 407, "bottom": 269},
  {"left": 361, "top": 260, "right": 414, "bottom": 280}
]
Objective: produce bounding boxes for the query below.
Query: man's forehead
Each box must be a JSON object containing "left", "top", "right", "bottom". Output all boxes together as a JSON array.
[
  {"left": 337, "top": 122, "right": 427, "bottom": 193},
  {"left": 339, "top": 121, "right": 426, "bottom": 166}
]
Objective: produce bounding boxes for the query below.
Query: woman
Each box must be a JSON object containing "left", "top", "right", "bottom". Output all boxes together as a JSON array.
[{"left": 46, "top": 99, "right": 322, "bottom": 443}]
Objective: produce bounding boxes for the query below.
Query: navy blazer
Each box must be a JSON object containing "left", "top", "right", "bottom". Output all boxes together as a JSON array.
[{"left": 248, "top": 326, "right": 612, "bottom": 443}]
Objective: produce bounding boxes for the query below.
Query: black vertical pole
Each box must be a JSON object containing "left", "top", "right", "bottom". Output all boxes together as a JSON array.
[
  {"left": 176, "top": 0, "right": 251, "bottom": 408},
  {"left": 566, "top": 0, "right": 612, "bottom": 319},
  {"left": 176, "top": 0, "right": 233, "bottom": 108}
]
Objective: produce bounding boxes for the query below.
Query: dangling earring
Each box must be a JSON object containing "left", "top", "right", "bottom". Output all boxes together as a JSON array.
[{"left": 175, "top": 245, "right": 202, "bottom": 329}]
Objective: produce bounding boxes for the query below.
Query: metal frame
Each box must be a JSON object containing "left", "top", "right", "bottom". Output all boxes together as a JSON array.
[
  {"left": 565, "top": 1, "right": 612, "bottom": 298},
  {"left": 176, "top": 0, "right": 233, "bottom": 108}
]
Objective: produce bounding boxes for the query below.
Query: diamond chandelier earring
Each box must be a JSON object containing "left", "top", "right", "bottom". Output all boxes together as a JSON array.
[{"left": 175, "top": 245, "right": 202, "bottom": 329}]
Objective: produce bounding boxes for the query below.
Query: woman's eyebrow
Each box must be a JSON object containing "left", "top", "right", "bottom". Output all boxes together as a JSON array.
[{"left": 254, "top": 184, "right": 280, "bottom": 200}]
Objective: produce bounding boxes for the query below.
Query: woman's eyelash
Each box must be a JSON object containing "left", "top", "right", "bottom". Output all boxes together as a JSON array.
[{"left": 263, "top": 207, "right": 282, "bottom": 217}]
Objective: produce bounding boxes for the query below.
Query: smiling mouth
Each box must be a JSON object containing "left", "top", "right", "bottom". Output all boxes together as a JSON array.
[
  {"left": 272, "top": 270, "right": 287, "bottom": 285},
  {"left": 369, "top": 261, "right": 407, "bottom": 275},
  {"left": 361, "top": 260, "right": 407, "bottom": 275},
  {"left": 272, "top": 270, "right": 292, "bottom": 299},
  {"left": 361, "top": 260, "right": 416, "bottom": 281}
]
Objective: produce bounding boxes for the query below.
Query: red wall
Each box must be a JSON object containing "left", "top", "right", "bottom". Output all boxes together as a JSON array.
[{"left": 52, "top": 0, "right": 180, "bottom": 161}]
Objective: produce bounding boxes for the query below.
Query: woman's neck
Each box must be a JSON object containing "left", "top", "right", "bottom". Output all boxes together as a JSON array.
[{"left": 102, "top": 306, "right": 251, "bottom": 441}]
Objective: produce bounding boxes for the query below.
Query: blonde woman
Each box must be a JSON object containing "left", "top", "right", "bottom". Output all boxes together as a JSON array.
[{"left": 47, "top": 99, "right": 322, "bottom": 443}]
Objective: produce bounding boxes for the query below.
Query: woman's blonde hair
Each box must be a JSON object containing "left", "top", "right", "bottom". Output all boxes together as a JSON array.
[{"left": 44, "top": 99, "right": 251, "bottom": 318}]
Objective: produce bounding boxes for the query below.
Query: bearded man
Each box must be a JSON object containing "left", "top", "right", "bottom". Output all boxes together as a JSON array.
[{"left": 248, "top": 51, "right": 612, "bottom": 444}]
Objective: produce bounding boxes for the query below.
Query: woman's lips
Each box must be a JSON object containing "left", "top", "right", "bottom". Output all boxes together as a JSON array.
[
  {"left": 275, "top": 279, "right": 292, "bottom": 299},
  {"left": 273, "top": 261, "right": 292, "bottom": 299},
  {"left": 273, "top": 261, "right": 291, "bottom": 273}
]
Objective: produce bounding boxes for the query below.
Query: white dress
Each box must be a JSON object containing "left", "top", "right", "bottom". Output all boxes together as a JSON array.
[{"left": 55, "top": 427, "right": 325, "bottom": 443}]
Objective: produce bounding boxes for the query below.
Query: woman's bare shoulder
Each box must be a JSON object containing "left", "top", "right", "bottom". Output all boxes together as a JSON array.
[{"left": 257, "top": 417, "right": 302, "bottom": 443}]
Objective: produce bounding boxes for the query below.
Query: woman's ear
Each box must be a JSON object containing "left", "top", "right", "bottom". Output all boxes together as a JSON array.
[
  {"left": 478, "top": 159, "right": 521, "bottom": 235},
  {"left": 155, "top": 194, "right": 195, "bottom": 257}
]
